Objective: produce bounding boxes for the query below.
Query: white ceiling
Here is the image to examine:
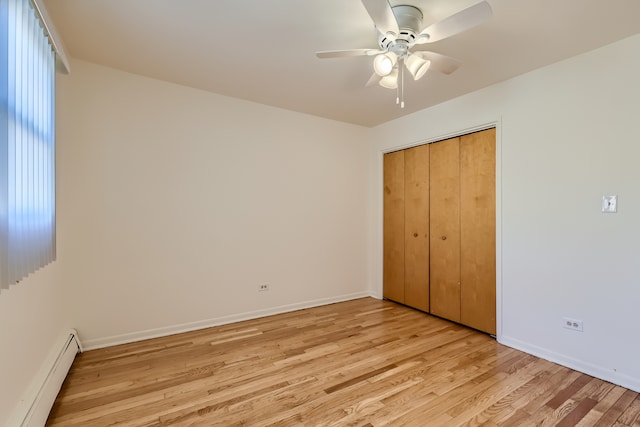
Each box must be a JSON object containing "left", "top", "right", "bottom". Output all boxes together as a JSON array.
[{"left": 44, "top": 0, "right": 640, "bottom": 127}]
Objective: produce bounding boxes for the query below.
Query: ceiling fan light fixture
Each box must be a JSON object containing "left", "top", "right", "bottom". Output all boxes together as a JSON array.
[
  {"left": 316, "top": 0, "right": 493, "bottom": 107},
  {"left": 406, "top": 54, "right": 431, "bottom": 80},
  {"left": 379, "top": 68, "right": 398, "bottom": 89},
  {"left": 373, "top": 52, "right": 397, "bottom": 76}
]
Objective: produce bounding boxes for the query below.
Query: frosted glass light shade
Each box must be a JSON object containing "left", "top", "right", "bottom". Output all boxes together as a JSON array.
[
  {"left": 379, "top": 68, "right": 398, "bottom": 89},
  {"left": 406, "top": 54, "right": 431, "bottom": 80},
  {"left": 373, "top": 53, "right": 397, "bottom": 76}
]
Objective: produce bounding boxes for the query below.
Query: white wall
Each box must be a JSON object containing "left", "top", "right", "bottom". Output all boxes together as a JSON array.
[
  {"left": 55, "top": 60, "right": 372, "bottom": 349},
  {"left": 369, "top": 34, "right": 640, "bottom": 391},
  {"left": 0, "top": 266, "right": 71, "bottom": 425}
]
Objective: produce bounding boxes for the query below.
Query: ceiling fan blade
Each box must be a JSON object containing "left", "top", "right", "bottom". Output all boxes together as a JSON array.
[
  {"left": 361, "top": 0, "right": 399, "bottom": 41},
  {"left": 412, "top": 51, "right": 462, "bottom": 75},
  {"left": 416, "top": 1, "right": 492, "bottom": 44},
  {"left": 316, "top": 49, "right": 383, "bottom": 59},
  {"left": 366, "top": 73, "right": 382, "bottom": 87}
]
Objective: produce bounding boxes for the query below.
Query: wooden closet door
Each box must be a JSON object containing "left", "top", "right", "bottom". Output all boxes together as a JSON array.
[
  {"left": 404, "top": 144, "right": 429, "bottom": 311},
  {"left": 383, "top": 150, "right": 405, "bottom": 303},
  {"left": 429, "top": 137, "right": 461, "bottom": 322},
  {"left": 460, "top": 129, "right": 496, "bottom": 334}
]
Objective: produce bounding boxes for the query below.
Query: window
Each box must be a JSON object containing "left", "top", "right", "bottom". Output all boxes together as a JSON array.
[{"left": 1, "top": 0, "right": 62, "bottom": 289}]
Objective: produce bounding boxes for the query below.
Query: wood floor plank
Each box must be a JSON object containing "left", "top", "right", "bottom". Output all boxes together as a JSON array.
[
  {"left": 520, "top": 367, "right": 583, "bottom": 415},
  {"left": 577, "top": 386, "right": 629, "bottom": 426},
  {"left": 594, "top": 389, "right": 640, "bottom": 427},
  {"left": 442, "top": 357, "right": 550, "bottom": 425},
  {"left": 618, "top": 396, "right": 640, "bottom": 425},
  {"left": 481, "top": 361, "right": 559, "bottom": 422},
  {"left": 545, "top": 373, "right": 593, "bottom": 409},
  {"left": 556, "top": 397, "right": 599, "bottom": 427},
  {"left": 47, "top": 298, "right": 639, "bottom": 426}
]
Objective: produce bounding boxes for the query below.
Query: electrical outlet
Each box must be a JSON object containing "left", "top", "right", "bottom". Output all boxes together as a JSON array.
[
  {"left": 562, "top": 317, "right": 583, "bottom": 332},
  {"left": 258, "top": 284, "right": 270, "bottom": 292}
]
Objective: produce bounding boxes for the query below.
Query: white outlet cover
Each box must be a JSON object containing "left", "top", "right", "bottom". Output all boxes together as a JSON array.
[
  {"left": 562, "top": 317, "right": 584, "bottom": 332},
  {"left": 602, "top": 195, "right": 617, "bottom": 213}
]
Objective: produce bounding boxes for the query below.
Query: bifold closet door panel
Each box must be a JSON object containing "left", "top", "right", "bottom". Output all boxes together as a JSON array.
[
  {"left": 383, "top": 150, "right": 405, "bottom": 303},
  {"left": 461, "top": 129, "right": 496, "bottom": 334},
  {"left": 404, "top": 144, "right": 429, "bottom": 311},
  {"left": 429, "top": 137, "right": 461, "bottom": 322}
]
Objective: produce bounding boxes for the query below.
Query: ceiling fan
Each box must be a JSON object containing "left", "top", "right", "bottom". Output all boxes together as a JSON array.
[{"left": 316, "top": 0, "right": 493, "bottom": 108}]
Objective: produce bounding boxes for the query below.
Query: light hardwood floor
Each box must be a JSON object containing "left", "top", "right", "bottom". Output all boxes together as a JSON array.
[{"left": 47, "top": 298, "right": 640, "bottom": 426}]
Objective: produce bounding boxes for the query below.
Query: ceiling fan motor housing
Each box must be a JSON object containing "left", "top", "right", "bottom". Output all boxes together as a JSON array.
[{"left": 378, "top": 5, "right": 424, "bottom": 51}]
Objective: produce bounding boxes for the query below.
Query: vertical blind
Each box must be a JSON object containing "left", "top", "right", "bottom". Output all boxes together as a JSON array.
[{"left": 0, "top": 0, "right": 56, "bottom": 289}]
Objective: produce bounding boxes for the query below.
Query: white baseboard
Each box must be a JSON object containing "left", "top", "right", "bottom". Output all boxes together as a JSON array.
[
  {"left": 499, "top": 335, "right": 640, "bottom": 393},
  {"left": 9, "top": 330, "right": 82, "bottom": 427},
  {"left": 82, "top": 291, "right": 376, "bottom": 350}
]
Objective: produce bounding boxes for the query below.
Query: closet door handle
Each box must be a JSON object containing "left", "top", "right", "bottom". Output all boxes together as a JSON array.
[
  {"left": 413, "top": 233, "right": 418, "bottom": 238},
  {"left": 441, "top": 236, "right": 447, "bottom": 240}
]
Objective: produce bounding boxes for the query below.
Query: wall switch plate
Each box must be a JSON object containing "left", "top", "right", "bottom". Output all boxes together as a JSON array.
[{"left": 602, "top": 195, "right": 617, "bottom": 213}]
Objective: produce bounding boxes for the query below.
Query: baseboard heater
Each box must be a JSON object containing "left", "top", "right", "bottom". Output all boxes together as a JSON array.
[{"left": 13, "top": 329, "right": 82, "bottom": 427}]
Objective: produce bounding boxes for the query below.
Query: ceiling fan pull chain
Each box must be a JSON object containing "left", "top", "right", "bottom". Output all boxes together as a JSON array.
[
  {"left": 400, "top": 60, "right": 405, "bottom": 109},
  {"left": 396, "top": 68, "right": 400, "bottom": 105}
]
